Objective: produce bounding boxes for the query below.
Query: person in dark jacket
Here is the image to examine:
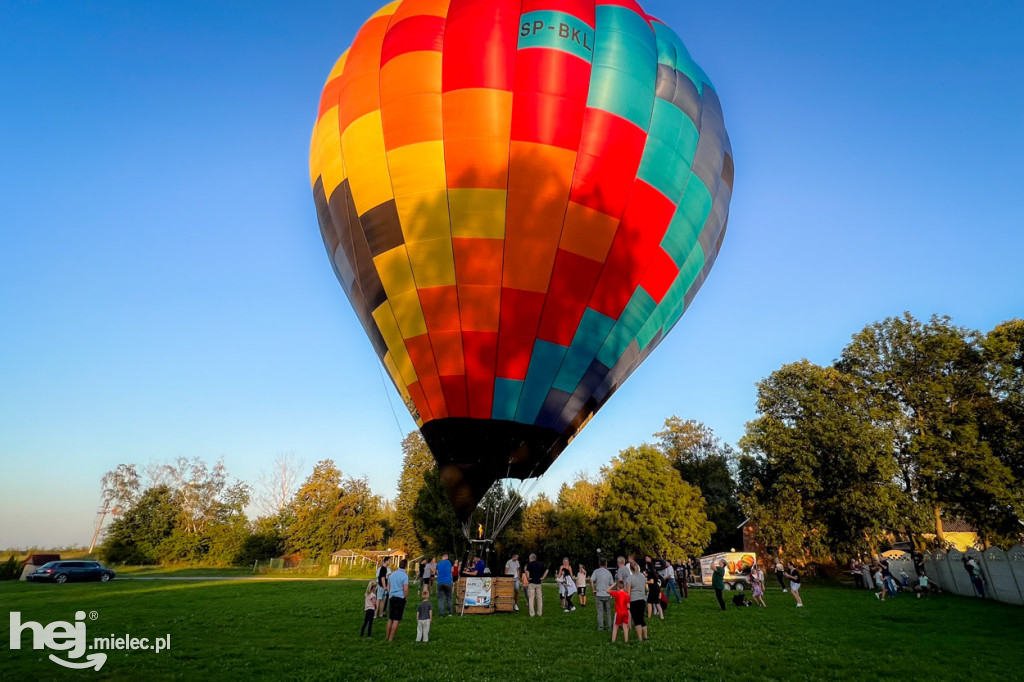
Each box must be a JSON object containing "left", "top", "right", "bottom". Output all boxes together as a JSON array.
[{"left": 712, "top": 560, "right": 727, "bottom": 611}]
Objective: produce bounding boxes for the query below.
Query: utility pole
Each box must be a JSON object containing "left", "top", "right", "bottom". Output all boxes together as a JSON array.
[{"left": 88, "top": 500, "right": 110, "bottom": 554}]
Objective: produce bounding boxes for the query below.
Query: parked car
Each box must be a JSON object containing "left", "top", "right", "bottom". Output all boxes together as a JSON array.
[{"left": 26, "top": 560, "right": 116, "bottom": 584}]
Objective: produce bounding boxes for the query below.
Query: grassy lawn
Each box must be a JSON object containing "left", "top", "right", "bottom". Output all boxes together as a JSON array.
[{"left": 3, "top": 576, "right": 1022, "bottom": 680}]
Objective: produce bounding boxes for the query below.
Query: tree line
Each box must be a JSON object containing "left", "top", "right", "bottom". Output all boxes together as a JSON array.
[
  {"left": 99, "top": 312, "right": 1023, "bottom": 567},
  {"left": 740, "top": 314, "right": 1024, "bottom": 558}
]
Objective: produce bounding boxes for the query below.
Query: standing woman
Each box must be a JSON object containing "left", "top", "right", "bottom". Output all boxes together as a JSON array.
[
  {"left": 576, "top": 564, "right": 588, "bottom": 607},
  {"left": 750, "top": 561, "right": 767, "bottom": 607},
  {"left": 774, "top": 556, "right": 787, "bottom": 592},
  {"left": 785, "top": 561, "right": 804, "bottom": 607},
  {"left": 559, "top": 558, "right": 573, "bottom": 606},
  {"left": 558, "top": 558, "right": 575, "bottom": 611},
  {"left": 646, "top": 564, "right": 664, "bottom": 620}
]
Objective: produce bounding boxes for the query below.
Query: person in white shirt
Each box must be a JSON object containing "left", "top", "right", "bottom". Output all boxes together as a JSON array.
[
  {"left": 576, "top": 564, "right": 588, "bottom": 607},
  {"left": 662, "top": 560, "right": 682, "bottom": 603},
  {"left": 504, "top": 554, "right": 521, "bottom": 611},
  {"left": 615, "top": 556, "right": 632, "bottom": 589},
  {"left": 590, "top": 558, "right": 615, "bottom": 631}
]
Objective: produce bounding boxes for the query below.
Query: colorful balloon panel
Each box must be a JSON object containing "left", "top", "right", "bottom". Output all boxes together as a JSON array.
[{"left": 311, "top": 0, "right": 733, "bottom": 518}]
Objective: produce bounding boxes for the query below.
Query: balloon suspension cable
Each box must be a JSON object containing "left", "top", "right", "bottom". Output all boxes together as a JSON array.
[
  {"left": 375, "top": 361, "right": 405, "bottom": 440},
  {"left": 459, "top": 443, "right": 557, "bottom": 543},
  {"left": 489, "top": 445, "right": 553, "bottom": 538}
]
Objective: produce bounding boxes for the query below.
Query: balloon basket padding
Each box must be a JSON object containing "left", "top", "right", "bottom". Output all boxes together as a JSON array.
[{"left": 455, "top": 577, "right": 517, "bottom": 615}]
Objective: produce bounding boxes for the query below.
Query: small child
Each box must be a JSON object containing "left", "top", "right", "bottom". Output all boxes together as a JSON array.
[
  {"left": 415, "top": 588, "right": 432, "bottom": 642},
  {"left": 576, "top": 564, "right": 588, "bottom": 607},
  {"left": 873, "top": 566, "right": 885, "bottom": 601},
  {"left": 360, "top": 580, "right": 377, "bottom": 637},
  {"left": 914, "top": 575, "right": 929, "bottom": 599},
  {"left": 608, "top": 588, "right": 631, "bottom": 643},
  {"left": 563, "top": 574, "right": 578, "bottom": 612}
]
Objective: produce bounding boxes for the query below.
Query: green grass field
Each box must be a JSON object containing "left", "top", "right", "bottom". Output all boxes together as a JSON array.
[{"left": 3, "top": 576, "right": 1022, "bottom": 680}]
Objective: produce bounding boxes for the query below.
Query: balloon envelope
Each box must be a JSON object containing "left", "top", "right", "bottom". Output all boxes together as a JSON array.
[{"left": 310, "top": 0, "right": 733, "bottom": 519}]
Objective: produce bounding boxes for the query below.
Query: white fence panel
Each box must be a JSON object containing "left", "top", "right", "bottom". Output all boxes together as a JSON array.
[
  {"left": 923, "top": 551, "right": 942, "bottom": 590},
  {"left": 1008, "top": 546, "right": 1024, "bottom": 605},
  {"left": 947, "top": 549, "right": 976, "bottom": 597},
  {"left": 933, "top": 550, "right": 956, "bottom": 593},
  {"left": 981, "top": 547, "right": 1022, "bottom": 605}
]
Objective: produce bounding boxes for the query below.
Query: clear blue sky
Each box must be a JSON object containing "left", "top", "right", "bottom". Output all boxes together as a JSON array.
[{"left": 2, "top": 1, "right": 1022, "bottom": 547}]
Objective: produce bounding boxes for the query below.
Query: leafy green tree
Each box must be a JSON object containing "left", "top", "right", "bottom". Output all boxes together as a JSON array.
[
  {"left": 740, "top": 360, "right": 912, "bottom": 557},
  {"left": 392, "top": 432, "right": 434, "bottom": 555},
  {"left": 285, "top": 460, "right": 385, "bottom": 561},
  {"left": 598, "top": 445, "right": 713, "bottom": 558},
  {"left": 556, "top": 473, "right": 607, "bottom": 511},
  {"left": 507, "top": 494, "right": 556, "bottom": 557},
  {"left": 982, "top": 320, "right": 1024, "bottom": 479},
  {"left": 234, "top": 515, "right": 287, "bottom": 566},
  {"left": 201, "top": 482, "right": 251, "bottom": 565},
  {"left": 101, "top": 485, "right": 180, "bottom": 564},
  {"left": 656, "top": 417, "right": 744, "bottom": 551},
  {"left": 838, "top": 313, "right": 1019, "bottom": 542},
  {"left": 411, "top": 466, "right": 465, "bottom": 557},
  {"left": 979, "top": 319, "right": 1024, "bottom": 541}
]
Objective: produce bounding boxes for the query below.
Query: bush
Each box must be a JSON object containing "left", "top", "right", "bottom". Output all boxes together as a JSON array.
[
  {"left": 234, "top": 531, "right": 285, "bottom": 567},
  {"left": 204, "top": 522, "right": 250, "bottom": 566},
  {"left": 157, "top": 529, "right": 210, "bottom": 564},
  {"left": 0, "top": 555, "right": 21, "bottom": 580},
  {"left": 101, "top": 538, "right": 155, "bottom": 566}
]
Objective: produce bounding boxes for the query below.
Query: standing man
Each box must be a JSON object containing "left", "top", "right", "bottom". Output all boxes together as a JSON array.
[
  {"left": 436, "top": 552, "right": 453, "bottom": 617},
  {"left": 662, "top": 559, "right": 682, "bottom": 603},
  {"left": 386, "top": 559, "right": 410, "bottom": 642},
  {"left": 713, "top": 559, "right": 727, "bottom": 611},
  {"left": 615, "top": 556, "right": 632, "bottom": 589},
  {"left": 626, "top": 556, "right": 649, "bottom": 641},
  {"left": 473, "top": 555, "right": 486, "bottom": 576},
  {"left": 591, "top": 558, "right": 614, "bottom": 631},
  {"left": 525, "top": 553, "right": 548, "bottom": 617},
  {"left": 375, "top": 557, "right": 390, "bottom": 619},
  {"left": 880, "top": 557, "right": 897, "bottom": 597},
  {"left": 505, "top": 553, "right": 521, "bottom": 612}
]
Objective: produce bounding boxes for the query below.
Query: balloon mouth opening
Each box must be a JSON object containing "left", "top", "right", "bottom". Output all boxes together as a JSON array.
[{"left": 422, "top": 418, "right": 566, "bottom": 521}]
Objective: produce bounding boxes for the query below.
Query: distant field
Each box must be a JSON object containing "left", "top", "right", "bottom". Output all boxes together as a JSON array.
[{"left": 3, "top": 575, "right": 1022, "bottom": 680}]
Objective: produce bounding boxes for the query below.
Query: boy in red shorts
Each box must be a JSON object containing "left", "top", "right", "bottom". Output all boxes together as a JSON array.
[{"left": 608, "top": 587, "right": 631, "bottom": 643}]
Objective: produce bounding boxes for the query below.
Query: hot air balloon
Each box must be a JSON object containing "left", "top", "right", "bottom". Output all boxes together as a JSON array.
[{"left": 309, "top": 0, "right": 733, "bottom": 523}]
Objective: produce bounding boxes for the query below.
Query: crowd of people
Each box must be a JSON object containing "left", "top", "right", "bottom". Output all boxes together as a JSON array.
[
  {"left": 849, "top": 551, "right": 986, "bottom": 601},
  {"left": 362, "top": 551, "right": 808, "bottom": 643}
]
